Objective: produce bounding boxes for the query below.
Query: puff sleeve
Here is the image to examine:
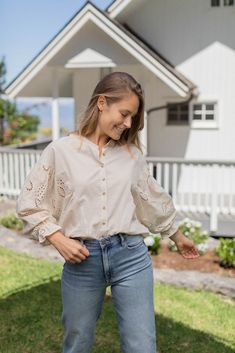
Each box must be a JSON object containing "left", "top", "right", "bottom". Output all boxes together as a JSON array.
[
  {"left": 16, "top": 142, "right": 62, "bottom": 245},
  {"left": 131, "top": 152, "right": 179, "bottom": 239}
]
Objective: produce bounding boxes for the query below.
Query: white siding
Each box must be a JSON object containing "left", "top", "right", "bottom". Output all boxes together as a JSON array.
[{"left": 119, "top": 0, "right": 235, "bottom": 160}]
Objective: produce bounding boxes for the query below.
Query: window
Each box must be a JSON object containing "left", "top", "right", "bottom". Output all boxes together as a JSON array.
[
  {"left": 211, "top": 0, "right": 220, "bottom": 6},
  {"left": 190, "top": 102, "right": 218, "bottom": 128},
  {"left": 211, "top": 0, "right": 234, "bottom": 5},
  {"left": 224, "top": 0, "right": 234, "bottom": 5},
  {"left": 167, "top": 103, "right": 189, "bottom": 125},
  {"left": 193, "top": 103, "right": 215, "bottom": 120}
]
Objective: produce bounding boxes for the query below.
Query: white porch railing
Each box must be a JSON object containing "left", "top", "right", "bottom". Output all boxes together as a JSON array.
[
  {"left": 1, "top": 148, "right": 235, "bottom": 233},
  {"left": 0, "top": 148, "right": 41, "bottom": 197},
  {"left": 146, "top": 157, "right": 235, "bottom": 232}
]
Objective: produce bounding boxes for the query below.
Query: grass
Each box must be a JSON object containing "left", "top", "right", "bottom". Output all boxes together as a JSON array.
[
  {"left": 0, "top": 247, "right": 62, "bottom": 298},
  {"left": 154, "top": 284, "right": 235, "bottom": 353},
  {"left": 0, "top": 246, "right": 234, "bottom": 353}
]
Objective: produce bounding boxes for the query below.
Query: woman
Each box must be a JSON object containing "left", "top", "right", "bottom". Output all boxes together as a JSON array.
[{"left": 16, "top": 71, "right": 199, "bottom": 353}]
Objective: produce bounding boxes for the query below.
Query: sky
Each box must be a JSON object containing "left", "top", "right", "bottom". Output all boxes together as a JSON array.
[
  {"left": 0, "top": 0, "right": 113, "bottom": 131},
  {"left": 0, "top": 0, "right": 113, "bottom": 84}
]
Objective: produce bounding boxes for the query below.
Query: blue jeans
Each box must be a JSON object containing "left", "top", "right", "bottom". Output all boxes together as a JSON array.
[{"left": 61, "top": 233, "right": 157, "bottom": 353}]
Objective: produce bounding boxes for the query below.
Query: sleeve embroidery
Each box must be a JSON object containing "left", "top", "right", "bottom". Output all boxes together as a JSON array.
[
  {"left": 26, "top": 180, "right": 33, "bottom": 191},
  {"left": 32, "top": 221, "right": 47, "bottom": 238},
  {"left": 17, "top": 144, "right": 63, "bottom": 244},
  {"left": 57, "top": 178, "right": 66, "bottom": 198},
  {"left": 131, "top": 152, "right": 179, "bottom": 239}
]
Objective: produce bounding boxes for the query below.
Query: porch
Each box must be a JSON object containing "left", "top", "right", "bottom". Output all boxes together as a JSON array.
[{"left": 1, "top": 146, "right": 234, "bottom": 236}]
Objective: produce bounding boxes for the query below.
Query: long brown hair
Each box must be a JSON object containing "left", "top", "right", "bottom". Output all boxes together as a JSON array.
[{"left": 70, "top": 71, "right": 145, "bottom": 155}]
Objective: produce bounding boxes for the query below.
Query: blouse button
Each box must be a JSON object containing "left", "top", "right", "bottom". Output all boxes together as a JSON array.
[
  {"left": 102, "top": 221, "right": 106, "bottom": 225},
  {"left": 102, "top": 206, "right": 106, "bottom": 210},
  {"left": 102, "top": 178, "right": 106, "bottom": 181},
  {"left": 139, "top": 191, "right": 148, "bottom": 201},
  {"left": 102, "top": 192, "right": 106, "bottom": 196}
]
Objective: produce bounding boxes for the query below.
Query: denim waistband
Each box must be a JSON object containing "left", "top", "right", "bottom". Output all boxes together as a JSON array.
[{"left": 74, "top": 233, "right": 143, "bottom": 248}]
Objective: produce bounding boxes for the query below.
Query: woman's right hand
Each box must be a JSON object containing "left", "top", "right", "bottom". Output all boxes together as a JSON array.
[{"left": 47, "top": 231, "right": 90, "bottom": 264}]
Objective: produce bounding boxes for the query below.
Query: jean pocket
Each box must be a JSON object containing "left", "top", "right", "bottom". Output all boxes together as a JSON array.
[{"left": 125, "top": 235, "right": 144, "bottom": 249}]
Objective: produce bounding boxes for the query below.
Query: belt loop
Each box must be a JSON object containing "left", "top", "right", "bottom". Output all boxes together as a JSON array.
[
  {"left": 119, "top": 233, "right": 125, "bottom": 247},
  {"left": 79, "top": 238, "right": 84, "bottom": 245}
]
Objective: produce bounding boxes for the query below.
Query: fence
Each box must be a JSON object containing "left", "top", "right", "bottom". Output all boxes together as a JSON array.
[
  {"left": 146, "top": 157, "right": 235, "bottom": 232},
  {"left": 0, "top": 148, "right": 41, "bottom": 197},
  {"left": 1, "top": 148, "right": 235, "bottom": 232}
]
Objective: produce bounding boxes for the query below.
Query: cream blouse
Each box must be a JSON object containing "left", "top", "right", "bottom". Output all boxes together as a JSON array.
[{"left": 16, "top": 133, "right": 179, "bottom": 245}]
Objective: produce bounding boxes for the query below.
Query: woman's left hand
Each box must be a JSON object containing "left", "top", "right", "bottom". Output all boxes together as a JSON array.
[{"left": 170, "top": 230, "right": 200, "bottom": 259}]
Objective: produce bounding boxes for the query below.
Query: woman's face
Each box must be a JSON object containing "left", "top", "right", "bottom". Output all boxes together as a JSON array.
[{"left": 96, "top": 92, "right": 139, "bottom": 141}]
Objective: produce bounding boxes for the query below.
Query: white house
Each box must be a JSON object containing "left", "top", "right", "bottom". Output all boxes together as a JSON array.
[{"left": 3, "top": 0, "right": 235, "bottom": 233}]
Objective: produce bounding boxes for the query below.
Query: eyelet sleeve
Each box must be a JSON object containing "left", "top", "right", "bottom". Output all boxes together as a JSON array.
[
  {"left": 16, "top": 143, "right": 62, "bottom": 245},
  {"left": 131, "top": 153, "right": 179, "bottom": 239}
]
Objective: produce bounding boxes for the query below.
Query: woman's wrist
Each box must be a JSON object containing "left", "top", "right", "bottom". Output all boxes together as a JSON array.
[
  {"left": 169, "top": 229, "right": 184, "bottom": 244},
  {"left": 47, "top": 230, "right": 65, "bottom": 245}
]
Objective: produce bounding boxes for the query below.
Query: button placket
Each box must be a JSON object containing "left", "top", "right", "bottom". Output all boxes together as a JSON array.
[
  {"left": 98, "top": 145, "right": 107, "bottom": 161},
  {"left": 100, "top": 159, "right": 108, "bottom": 227}
]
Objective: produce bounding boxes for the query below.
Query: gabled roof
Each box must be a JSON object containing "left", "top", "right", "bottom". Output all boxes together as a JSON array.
[
  {"left": 5, "top": 1, "right": 195, "bottom": 98},
  {"left": 65, "top": 48, "right": 116, "bottom": 68},
  {"left": 111, "top": 22, "right": 195, "bottom": 92},
  {"left": 106, "top": 0, "right": 134, "bottom": 18}
]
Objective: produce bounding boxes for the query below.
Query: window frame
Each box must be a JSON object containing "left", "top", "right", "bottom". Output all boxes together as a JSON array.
[
  {"left": 211, "top": 0, "right": 234, "bottom": 6},
  {"left": 189, "top": 101, "right": 219, "bottom": 129},
  {"left": 211, "top": 0, "right": 220, "bottom": 6},
  {"left": 167, "top": 102, "right": 189, "bottom": 125},
  {"left": 224, "top": 0, "right": 234, "bottom": 6}
]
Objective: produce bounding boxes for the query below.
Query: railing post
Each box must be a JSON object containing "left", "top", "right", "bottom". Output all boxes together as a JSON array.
[{"left": 210, "top": 164, "right": 218, "bottom": 233}]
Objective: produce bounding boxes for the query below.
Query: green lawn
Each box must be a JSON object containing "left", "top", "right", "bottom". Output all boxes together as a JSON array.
[{"left": 0, "top": 246, "right": 234, "bottom": 353}]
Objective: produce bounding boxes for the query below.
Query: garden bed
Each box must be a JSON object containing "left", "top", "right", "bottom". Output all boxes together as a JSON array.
[{"left": 151, "top": 239, "right": 235, "bottom": 278}]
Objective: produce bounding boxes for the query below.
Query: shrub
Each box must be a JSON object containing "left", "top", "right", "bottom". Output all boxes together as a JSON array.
[
  {"left": 0, "top": 213, "right": 23, "bottom": 231},
  {"left": 144, "top": 234, "right": 161, "bottom": 255},
  {"left": 215, "top": 238, "right": 235, "bottom": 268},
  {"left": 169, "top": 218, "right": 209, "bottom": 255}
]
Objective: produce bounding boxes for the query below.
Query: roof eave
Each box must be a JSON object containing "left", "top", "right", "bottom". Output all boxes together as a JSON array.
[
  {"left": 5, "top": 2, "right": 194, "bottom": 99},
  {"left": 106, "top": 0, "right": 131, "bottom": 18}
]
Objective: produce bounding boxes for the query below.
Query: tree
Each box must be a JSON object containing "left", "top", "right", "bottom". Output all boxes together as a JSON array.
[
  {"left": 0, "top": 57, "right": 40, "bottom": 145},
  {"left": 0, "top": 57, "right": 6, "bottom": 94},
  {"left": 0, "top": 57, "right": 7, "bottom": 144}
]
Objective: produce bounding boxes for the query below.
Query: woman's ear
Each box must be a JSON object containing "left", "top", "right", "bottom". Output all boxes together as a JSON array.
[{"left": 97, "top": 95, "right": 106, "bottom": 111}]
